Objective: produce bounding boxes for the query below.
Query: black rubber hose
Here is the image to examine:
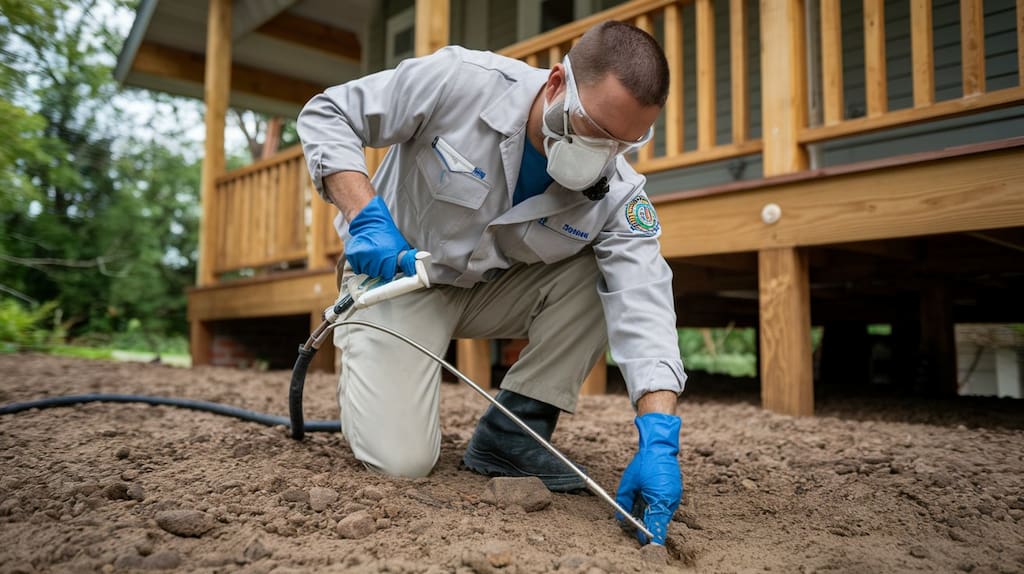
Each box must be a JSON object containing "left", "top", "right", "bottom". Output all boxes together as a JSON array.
[
  {"left": 0, "top": 392, "right": 341, "bottom": 433},
  {"left": 289, "top": 345, "right": 319, "bottom": 440}
]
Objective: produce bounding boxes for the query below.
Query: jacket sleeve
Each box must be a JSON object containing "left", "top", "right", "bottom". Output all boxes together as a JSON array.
[
  {"left": 296, "top": 47, "right": 461, "bottom": 200},
  {"left": 593, "top": 184, "right": 687, "bottom": 408}
]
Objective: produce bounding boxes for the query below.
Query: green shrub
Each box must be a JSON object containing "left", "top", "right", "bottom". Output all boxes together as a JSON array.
[{"left": 0, "top": 299, "right": 63, "bottom": 348}]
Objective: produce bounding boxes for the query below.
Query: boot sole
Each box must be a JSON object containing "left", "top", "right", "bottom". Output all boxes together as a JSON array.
[{"left": 461, "top": 445, "right": 588, "bottom": 493}]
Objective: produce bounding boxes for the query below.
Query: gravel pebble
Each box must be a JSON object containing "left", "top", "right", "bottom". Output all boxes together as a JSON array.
[
  {"left": 480, "top": 477, "right": 551, "bottom": 512},
  {"left": 308, "top": 487, "right": 338, "bottom": 512},
  {"left": 155, "top": 510, "right": 216, "bottom": 537},
  {"left": 336, "top": 510, "right": 375, "bottom": 539}
]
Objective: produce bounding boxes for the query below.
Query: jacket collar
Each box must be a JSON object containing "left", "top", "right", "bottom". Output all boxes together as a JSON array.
[{"left": 479, "top": 67, "right": 549, "bottom": 137}]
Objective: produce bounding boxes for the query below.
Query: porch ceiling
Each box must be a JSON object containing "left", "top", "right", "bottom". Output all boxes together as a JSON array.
[{"left": 115, "top": 0, "right": 375, "bottom": 117}]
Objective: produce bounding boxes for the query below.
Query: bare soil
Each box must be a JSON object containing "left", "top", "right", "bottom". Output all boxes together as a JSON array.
[{"left": 1, "top": 354, "right": 1023, "bottom": 573}]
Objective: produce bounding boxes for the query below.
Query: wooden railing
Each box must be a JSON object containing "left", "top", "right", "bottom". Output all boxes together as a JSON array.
[
  {"left": 802, "top": 0, "right": 1024, "bottom": 143},
  {"left": 210, "top": 146, "right": 342, "bottom": 278},
  {"left": 202, "top": 0, "right": 1024, "bottom": 285},
  {"left": 500, "top": 0, "right": 762, "bottom": 174}
]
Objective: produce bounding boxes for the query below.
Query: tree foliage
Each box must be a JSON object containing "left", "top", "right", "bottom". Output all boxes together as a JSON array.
[{"left": 0, "top": 0, "right": 200, "bottom": 350}]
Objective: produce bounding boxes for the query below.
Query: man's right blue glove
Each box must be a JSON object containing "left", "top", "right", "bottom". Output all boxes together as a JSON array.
[
  {"left": 614, "top": 413, "right": 682, "bottom": 545},
  {"left": 345, "top": 196, "right": 418, "bottom": 281}
]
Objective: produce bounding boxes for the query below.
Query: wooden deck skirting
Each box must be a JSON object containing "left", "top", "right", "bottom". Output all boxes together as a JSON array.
[{"left": 656, "top": 138, "right": 1024, "bottom": 259}]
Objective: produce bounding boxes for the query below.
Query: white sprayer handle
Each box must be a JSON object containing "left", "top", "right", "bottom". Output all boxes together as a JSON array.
[{"left": 354, "top": 251, "right": 431, "bottom": 309}]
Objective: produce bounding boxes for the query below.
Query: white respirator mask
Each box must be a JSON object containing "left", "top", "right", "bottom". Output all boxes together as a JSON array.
[{"left": 541, "top": 56, "right": 653, "bottom": 192}]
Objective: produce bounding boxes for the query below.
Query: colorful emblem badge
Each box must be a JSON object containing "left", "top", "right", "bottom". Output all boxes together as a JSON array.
[{"left": 625, "top": 195, "right": 660, "bottom": 236}]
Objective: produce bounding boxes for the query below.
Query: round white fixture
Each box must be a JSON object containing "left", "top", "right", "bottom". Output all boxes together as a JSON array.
[{"left": 761, "top": 203, "right": 782, "bottom": 225}]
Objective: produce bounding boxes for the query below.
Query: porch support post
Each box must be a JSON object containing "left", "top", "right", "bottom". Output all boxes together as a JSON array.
[
  {"left": 758, "top": 0, "right": 813, "bottom": 415},
  {"left": 415, "top": 0, "right": 450, "bottom": 57},
  {"left": 190, "top": 320, "right": 213, "bottom": 366},
  {"left": 197, "top": 0, "right": 232, "bottom": 287},
  {"left": 309, "top": 312, "right": 336, "bottom": 373},
  {"left": 457, "top": 339, "right": 491, "bottom": 390},
  {"left": 919, "top": 285, "right": 958, "bottom": 395},
  {"left": 759, "top": 247, "right": 814, "bottom": 416}
]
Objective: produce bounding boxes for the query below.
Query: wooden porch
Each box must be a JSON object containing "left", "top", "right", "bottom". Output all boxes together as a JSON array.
[{"left": 174, "top": 0, "right": 1024, "bottom": 415}]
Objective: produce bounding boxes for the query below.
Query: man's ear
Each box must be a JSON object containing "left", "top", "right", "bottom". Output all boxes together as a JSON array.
[{"left": 545, "top": 64, "right": 566, "bottom": 101}]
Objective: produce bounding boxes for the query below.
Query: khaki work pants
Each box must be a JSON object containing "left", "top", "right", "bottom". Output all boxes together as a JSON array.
[{"left": 333, "top": 249, "right": 608, "bottom": 478}]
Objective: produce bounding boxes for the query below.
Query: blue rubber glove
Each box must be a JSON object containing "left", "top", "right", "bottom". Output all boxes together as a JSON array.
[
  {"left": 614, "top": 413, "right": 682, "bottom": 545},
  {"left": 345, "top": 196, "right": 418, "bottom": 281}
]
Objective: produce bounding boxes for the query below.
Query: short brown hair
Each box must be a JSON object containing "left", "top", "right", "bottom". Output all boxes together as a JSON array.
[{"left": 567, "top": 20, "right": 670, "bottom": 107}]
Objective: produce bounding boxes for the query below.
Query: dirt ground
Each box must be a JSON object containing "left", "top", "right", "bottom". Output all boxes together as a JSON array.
[{"left": 1, "top": 354, "right": 1023, "bottom": 573}]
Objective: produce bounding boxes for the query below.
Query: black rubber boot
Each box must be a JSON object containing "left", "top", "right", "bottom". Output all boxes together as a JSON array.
[{"left": 462, "top": 390, "right": 587, "bottom": 492}]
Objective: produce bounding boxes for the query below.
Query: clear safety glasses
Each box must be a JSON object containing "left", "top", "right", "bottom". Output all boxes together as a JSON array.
[{"left": 562, "top": 56, "right": 654, "bottom": 155}]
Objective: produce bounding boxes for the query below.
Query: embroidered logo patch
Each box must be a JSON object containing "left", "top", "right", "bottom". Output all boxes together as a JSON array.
[{"left": 625, "top": 195, "right": 660, "bottom": 235}]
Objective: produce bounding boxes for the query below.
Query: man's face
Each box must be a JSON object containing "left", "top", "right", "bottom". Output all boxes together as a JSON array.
[{"left": 546, "top": 63, "right": 662, "bottom": 147}]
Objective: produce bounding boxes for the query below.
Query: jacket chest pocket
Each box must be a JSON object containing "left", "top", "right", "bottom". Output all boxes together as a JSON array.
[
  {"left": 522, "top": 214, "right": 596, "bottom": 264},
  {"left": 415, "top": 137, "right": 491, "bottom": 211}
]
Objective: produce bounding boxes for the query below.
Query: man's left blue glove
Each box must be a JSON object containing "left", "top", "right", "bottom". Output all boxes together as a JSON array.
[
  {"left": 345, "top": 196, "right": 418, "bottom": 281},
  {"left": 614, "top": 412, "right": 682, "bottom": 545}
]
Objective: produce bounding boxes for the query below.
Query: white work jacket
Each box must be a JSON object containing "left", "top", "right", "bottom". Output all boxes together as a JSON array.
[{"left": 298, "top": 46, "right": 685, "bottom": 405}]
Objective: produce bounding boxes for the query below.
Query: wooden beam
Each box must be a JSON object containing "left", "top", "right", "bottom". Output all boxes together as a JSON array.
[
  {"left": 911, "top": 0, "right": 934, "bottom": 107},
  {"left": 580, "top": 356, "right": 608, "bottom": 395},
  {"left": 415, "top": 0, "right": 450, "bottom": 57},
  {"left": 188, "top": 269, "right": 339, "bottom": 321},
  {"left": 864, "top": 0, "right": 887, "bottom": 117},
  {"left": 664, "top": 2, "right": 684, "bottom": 156},
  {"left": 730, "top": 0, "right": 748, "bottom": 143},
  {"left": 655, "top": 145, "right": 1024, "bottom": 258},
  {"left": 760, "top": 0, "right": 808, "bottom": 176},
  {"left": 960, "top": 0, "right": 985, "bottom": 96},
  {"left": 800, "top": 85, "right": 1024, "bottom": 143},
  {"left": 255, "top": 12, "right": 361, "bottom": 62},
  {"left": 696, "top": 0, "right": 716, "bottom": 150},
  {"left": 132, "top": 42, "right": 325, "bottom": 107},
  {"left": 457, "top": 339, "right": 492, "bottom": 390},
  {"left": 820, "top": 0, "right": 844, "bottom": 125},
  {"left": 759, "top": 247, "right": 813, "bottom": 416},
  {"left": 198, "top": 0, "right": 231, "bottom": 287}
]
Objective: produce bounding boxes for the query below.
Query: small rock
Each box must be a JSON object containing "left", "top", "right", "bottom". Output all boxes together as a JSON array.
[
  {"left": 242, "top": 538, "right": 272, "bottom": 562},
  {"left": 909, "top": 546, "right": 929, "bottom": 559},
  {"left": 232, "top": 444, "right": 252, "bottom": 458},
  {"left": 710, "top": 454, "right": 733, "bottom": 467},
  {"left": 375, "top": 518, "right": 391, "bottom": 530},
  {"left": 957, "top": 561, "right": 976, "bottom": 572},
  {"left": 640, "top": 544, "right": 669, "bottom": 565},
  {"left": 156, "top": 510, "right": 216, "bottom": 537},
  {"left": 949, "top": 527, "right": 968, "bottom": 542},
  {"left": 114, "top": 553, "right": 144, "bottom": 570},
  {"left": 308, "top": 487, "right": 338, "bottom": 512},
  {"left": 141, "top": 551, "right": 181, "bottom": 570},
  {"left": 103, "top": 483, "right": 131, "bottom": 500},
  {"left": 336, "top": 510, "right": 376, "bottom": 539},
  {"left": 357, "top": 486, "right": 385, "bottom": 501},
  {"left": 482, "top": 541, "right": 512, "bottom": 568},
  {"left": 115, "top": 447, "right": 130, "bottom": 460},
  {"left": 559, "top": 555, "right": 591, "bottom": 570},
  {"left": 695, "top": 446, "right": 715, "bottom": 457},
  {"left": 834, "top": 464, "right": 856, "bottom": 475},
  {"left": 462, "top": 549, "right": 499, "bottom": 574},
  {"left": 127, "top": 483, "right": 145, "bottom": 501},
  {"left": 121, "top": 470, "right": 139, "bottom": 481},
  {"left": 135, "top": 541, "right": 153, "bottom": 557},
  {"left": 480, "top": 477, "right": 551, "bottom": 512},
  {"left": 862, "top": 455, "right": 893, "bottom": 465},
  {"left": 740, "top": 479, "right": 757, "bottom": 491},
  {"left": 280, "top": 489, "right": 308, "bottom": 504}
]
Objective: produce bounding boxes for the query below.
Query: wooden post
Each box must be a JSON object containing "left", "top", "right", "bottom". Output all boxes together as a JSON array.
[
  {"left": 664, "top": 2, "right": 684, "bottom": 156},
  {"left": 864, "top": 0, "right": 887, "bottom": 117},
  {"left": 457, "top": 339, "right": 491, "bottom": 390},
  {"left": 415, "top": 0, "right": 449, "bottom": 57},
  {"left": 308, "top": 187, "right": 332, "bottom": 271},
  {"left": 197, "top": 0, "right": 232, "bottom": 287},
  {"left": 911, "top": 0, "right": 934, "bottom": 107},
  {"left": 820, "top": 0, "right": 844, "bottom": 125},
  {"left": 729, "top": 0, "right": 749, "bottom": 143},
  {"left": 960, "top": 0, "right": 985, "bottom": 96},
  {"left": 696, "top": 0, "right": 716, "bottom": 150},
  {"left": 309, "top": 311, "right": 336, "bottom": 373},
  {"left": 760, "top": 0, "right": 808, "bottom": 177},
  {"left": 190, "top": 320, "right": 213, "bottom": 366},
  {"left": 758, "top": 247, "right": 813, "bottom": 416},
  {"left": 919, "top": 286, "right": 958, "bottom": 395},
  {"left": 580, "top": 355, "right": 607, "bottom": 395},
  {"left": 758, "top": 0, "right": 813, "bottom": 415}
]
